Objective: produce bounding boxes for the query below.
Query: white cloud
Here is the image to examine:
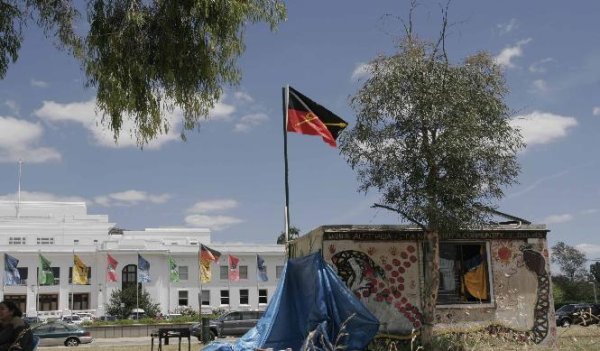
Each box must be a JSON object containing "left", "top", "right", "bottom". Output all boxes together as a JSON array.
[
  {"left": 575, "top": 243, "right": 600, "bottom": 258},
  {"left": 34, "top": 99, "right": 181, "bottom": 149},
  {"left": 30, "top": 79, "right": 48, "bottom": 88},
  {"left": 234, "top": 113, "right": 269, "bottom": 133},
  {"left": 187, "top": 199, "right": 238, "bottom": 213},
  {"left": 494, "top": 38, "right": 532, "bottom": 68},
  {"left": 94, "top": 190, "right": 171, "bottom": 207},
  {"left": 208, "top": 98, "right": 236, "bottom": 121},
  {"left": 4, "top": 100, "right": 19, "bottom": 115},
  {"left": 531, "top": 79, "right": 549, "bottom": 94},
  {"left": 529, "top": 58, "right": 554, "bottom": 74},
  {"left": 351, "top": 63, "right": 372, "bottom": 81},
  {"left": 593, "top": 107, "right": 600, "bottom": 116},
  {"left": 542, "top": 213, "right": 573, "bottom": 224},
  {"left": 497, "top": 18, "right": 518, "bottom": 35},
  {"left": 234, "top": 92, "right": 254, "bottom": 103},
  {"left": 509, "top": 111, "right": 577, "bottom": 146},
  {"left": 581, "top": 208, "right": 599, "bottom": 215},
  {"left": 185, "top": 198, "right": 242, "bottom": 231},
  {"left": 0, "top": 116, "right": 61, "bottom": 163},
  {"left": 184, "top": 214, "right": 243, "bottom": 231},
  {"left": 0, "top": 191, "right": 86, "bottom": 202}
]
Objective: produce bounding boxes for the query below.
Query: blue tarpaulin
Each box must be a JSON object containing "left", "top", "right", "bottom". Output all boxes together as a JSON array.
[{"left": 203, "top": 252, "right": 379, "bottom": 351}]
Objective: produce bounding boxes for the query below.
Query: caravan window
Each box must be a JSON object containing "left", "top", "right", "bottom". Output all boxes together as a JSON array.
[{"left": 437, "top": 242, "right": 491, "bottom": 305}]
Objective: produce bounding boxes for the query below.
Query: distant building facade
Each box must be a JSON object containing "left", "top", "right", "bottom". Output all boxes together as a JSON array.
[{"left": 0, "top": 201, "right": 285, "bottom": 319}]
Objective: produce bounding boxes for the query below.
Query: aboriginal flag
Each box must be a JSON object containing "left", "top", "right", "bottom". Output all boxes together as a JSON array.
[{"left": 287, "top": 86, "right": 348, "bottom": 147}]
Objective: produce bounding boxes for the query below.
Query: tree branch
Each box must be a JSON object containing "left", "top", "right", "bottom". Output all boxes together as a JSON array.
[{"left": 372, "top": 203, "right": 427, "bottom": 231}]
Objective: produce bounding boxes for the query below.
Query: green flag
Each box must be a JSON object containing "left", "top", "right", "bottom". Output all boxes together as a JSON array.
[
  {"left": 38, "top": 254, "right": 54, "bottom": 285},
  {"left": 168, "top": 256, "right": 179, "bottom": 283}
]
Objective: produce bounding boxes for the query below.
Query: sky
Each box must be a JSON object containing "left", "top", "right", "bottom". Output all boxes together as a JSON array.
[{"left": 0, "top": 1, "right": 599, "bottom": 260}]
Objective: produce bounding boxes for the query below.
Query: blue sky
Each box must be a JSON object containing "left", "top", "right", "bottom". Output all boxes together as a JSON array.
[{"left": 0, "top": 1, "right": 599, "bottom": 259}]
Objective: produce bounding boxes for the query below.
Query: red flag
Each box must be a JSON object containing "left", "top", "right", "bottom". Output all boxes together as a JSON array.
[
  {"left": 287, "top": 86, "right": 348, "bottom": 147},
  {"left": 107, "top": 254, "right": 118, "bottom": 282},
  {"left": 228, "top": 255, "right": 240, "bottom": 282}
]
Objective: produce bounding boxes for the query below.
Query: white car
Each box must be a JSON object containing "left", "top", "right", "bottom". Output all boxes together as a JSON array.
[
  {"left": 75, "top": 313, "right": 95, "bottom": 322},
  {"left": 61, "top": 315, "right": 83, "bottom": 325}
]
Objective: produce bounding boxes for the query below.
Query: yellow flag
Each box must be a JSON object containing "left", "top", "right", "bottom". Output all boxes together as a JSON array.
[{"left": 73, "top": 255, "right": 88, "bottom": 285}]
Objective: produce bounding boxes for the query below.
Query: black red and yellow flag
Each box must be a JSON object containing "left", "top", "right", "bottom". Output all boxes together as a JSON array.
[{"left": 287, "top": 87, "right": 348, "bottom": 147}]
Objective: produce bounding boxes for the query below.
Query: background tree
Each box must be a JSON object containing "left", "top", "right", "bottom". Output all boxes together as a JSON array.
[
  {"left": 551, "top": 275, "right": 596, "bottom": 306},
  {"left": 338, "top": 10, "right": 523, "bottom": 348},
  {"left": 590, "top": 262, "right": 600, "bottom": 284},
  {"left": 0, "top": 1, "right": 286, "bottom": 146},
  {"left": 105, "top": 285, "right": 160, "bottom": 319},
  {"left": 551, "top": 241, "right": 587, "bottom": 281},
  {"left": 277, "top": 226, "right": 300, "bottom": 244}
]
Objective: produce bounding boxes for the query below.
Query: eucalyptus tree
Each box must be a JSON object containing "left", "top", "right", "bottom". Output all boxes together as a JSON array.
[
  {"left": 551, "top": 241, "right": 587, "bottom": 281},
  {"left": 339, "top": 29, "right": 523, "bottom": 348},
  {"left": 0, "top": 0, "right": 286, "bottom": 145}
]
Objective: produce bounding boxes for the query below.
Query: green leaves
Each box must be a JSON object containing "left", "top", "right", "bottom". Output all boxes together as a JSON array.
[
  {"left": 0, "top": 1, "right": 82, "bottom": 79},
  {"left": 0, "top": 0, "right": 285, "bottom": 146},
  {"left": 84, "top": 0, "right": 285, "bottom": 146},
  {"left": 340, "top": 38, "right": 524, "bottom": 233}
]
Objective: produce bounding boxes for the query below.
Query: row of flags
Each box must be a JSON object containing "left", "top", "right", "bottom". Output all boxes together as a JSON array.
[
  {"left": 4, "top": 253, "right": 91, "bottom": 286},
  {"left": 3, "top": 244, "right": 270, "bottom": 286}
]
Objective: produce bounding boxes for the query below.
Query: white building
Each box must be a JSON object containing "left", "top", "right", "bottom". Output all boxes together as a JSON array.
[{"left": 0, "top": 201, "right": 285, "bottom": 318}]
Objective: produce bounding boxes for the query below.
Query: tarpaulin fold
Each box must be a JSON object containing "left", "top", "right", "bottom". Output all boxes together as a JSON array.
[{"left": 203, "top": 252, "right": 379, "bottom": 351}]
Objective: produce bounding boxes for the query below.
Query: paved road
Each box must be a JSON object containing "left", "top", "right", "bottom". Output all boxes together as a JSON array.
[{"left": 38, "top": 336, "right": 236, "bottom": 349}]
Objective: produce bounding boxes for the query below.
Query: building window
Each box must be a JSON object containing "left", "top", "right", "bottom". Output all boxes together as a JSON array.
[
  {"left": 69, "top": 293, "right": 90, "bottom": 310},
  {"left": 9, "top": 237, "right": 26, "bottom": 245},
  {"left": 201, "top": 290, "right": 210, "bottom": 306},
  {"left": 37, "top": 267, "right": 60, "bottom": 285},
  {"left": 258, "top": 289, "right": 268, "bottom": 304},
  {"left": 220, "top": 266, "right": 228, "bottom": 280},
  {"left": 438, "top": 242, "right": 491, "bottom": 305},
  {"left": 220, "top": 290, "right": 229, "bottom": 305},
  {"left": 36, "top": 237, "right": 54, "bottom": 245},
  {"left": 74, "top": 239, "right": 79, "bottom": 244},
  {"left": 4, "top": 295, "right": 26, "bottom": 314},
  {"left": 17, "top": 268, "right": 28, "bottom": 285},
  {"left": 276, "top": 266, "right": 284, "bottom": 279},
  {"left": 38, "top": 294, "right": 58, "bottom": 311},
  {"left": 68, "top": 267, "right": 92, "bottom": 284},
  {"left": 93, "top": 240, "right": 98, "bottom": 243},
  {"left": 178, "top": 266, "right": 189, "bottom": 281},
  {"left": 178, "top": 290, "right": 189, "bottom": 306},
  {"left": 122, "top": 264, "right": 137, "bottom": 290},
  {"left": 239, "top": 266, "right": 248, "bottom": 279},
  {"left": 239, "top": 289, "right": 249, "bottom": 305}
]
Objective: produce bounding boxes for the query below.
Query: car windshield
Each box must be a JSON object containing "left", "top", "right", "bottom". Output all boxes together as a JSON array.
[{"left": 557, "top": 305, "right": 575, "bottom": 312}]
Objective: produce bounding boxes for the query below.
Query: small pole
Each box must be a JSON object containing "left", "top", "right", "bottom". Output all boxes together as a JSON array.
[{"left": 592, "top": 282, "right": 598, "bottom": 304}]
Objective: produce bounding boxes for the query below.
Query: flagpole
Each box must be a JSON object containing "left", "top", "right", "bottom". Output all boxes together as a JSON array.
[
  {"left": 255, "top": 254, "right": 260, "bottom": 309},
  {"left": 167, "top": 252, "right": 171, "bottom": 314},
  {"left": 136, "top": 253, "right": 139, "bottom": 318},
  {"left": 70, "top": 250, "right": 74, "bottom": 313},
  {"left": 2, "top": 254, "right": 5, "bottom": 301},
  {"left": 36, "top": 251, "right": 40, "bottom": 316},
  {"left": 227, "top": 254, "right": 231, "bottom": 312},
  {"left": 198, "top": 246, "right": 202, "bottom": 318},
  {"left": 282, "top": 85, "right": 290, "bottom": 246}
]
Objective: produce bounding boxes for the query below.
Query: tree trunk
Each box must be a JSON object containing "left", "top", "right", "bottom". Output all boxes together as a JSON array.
[{"left": 421, "top": 230, "right": 440, "bottom": 350}]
